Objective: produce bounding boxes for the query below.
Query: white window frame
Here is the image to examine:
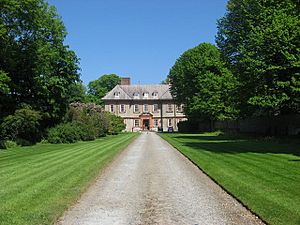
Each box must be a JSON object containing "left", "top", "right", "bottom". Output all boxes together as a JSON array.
[
  {"left": 152, "top": 92, "right": 158, "bottom": 98},
  {"left": 110, "top": 104, "right": 114, "bottom": 112},
  {"left": 153, "top": 104, "right": 159, "bottom": 112},
  {"left": 168, "top": 119, "right": 172, "bottom": 127},
  {"left": 114, "top": 92, "right": 120, "bottom": 98},
  {"left": 143, "top": 92, "right": 149, "bottom": 99},
  {"left": 133, "top": 92, "right": 139, "bottom": 99},
  {"left": 133, "top": 104, "right": 139, "bottom": 113},
  {"left": 167, "top": 104, "right": 173, "bottom": 112},
  {"left": 144, "top": 104, "right": 149, "bottom": 112},
  {"left": 134, "top": 119, "right": 139, "bottom": 127},
  {"left": 120, "top": 104, "right": 126, "bottom": 113},
  {"left": 176, "top": 104, "right": 183, "bottom": 112},
  {"left": 154, "top": 119, "right": 159, "bottom": 127}
]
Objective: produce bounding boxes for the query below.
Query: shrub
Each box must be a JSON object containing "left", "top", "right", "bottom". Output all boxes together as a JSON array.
[
  {"left": 0, "top": 140, "right": 18, "bottom": 149},
  {"left": 47, "top": 122, "right": 81, "bottom": 144},
  {"left": 107, "top": 113, "right": 125, "bottom": 134},
  {"left": 0, "top": 106, "right": 42, "bottom": 145}
]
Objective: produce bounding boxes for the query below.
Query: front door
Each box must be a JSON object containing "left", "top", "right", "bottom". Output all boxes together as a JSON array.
[{"left": 143, "top": 119, "right": 150, "bottom": 130}]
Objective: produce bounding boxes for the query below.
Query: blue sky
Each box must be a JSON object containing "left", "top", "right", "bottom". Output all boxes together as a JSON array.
[{"left": 48, "top": 0, "right": 228, "bottom": 85}]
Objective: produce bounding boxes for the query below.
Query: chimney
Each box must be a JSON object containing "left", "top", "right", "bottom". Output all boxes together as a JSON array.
[{"left": 121, "top": 77, "right": 131, "bottom": 85}]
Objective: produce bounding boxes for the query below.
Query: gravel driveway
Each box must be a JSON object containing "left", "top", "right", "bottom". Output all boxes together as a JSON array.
[{"left": 56, "top": 132, "right": 264, "bottom": 225}]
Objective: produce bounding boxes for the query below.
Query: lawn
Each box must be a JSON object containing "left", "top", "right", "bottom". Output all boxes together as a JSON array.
[
  {"left": 0, "top": 133, "right": 138, "bottom": 225},
  {"left": 160, "top": 132, "right": 300, "bottom": 225}
]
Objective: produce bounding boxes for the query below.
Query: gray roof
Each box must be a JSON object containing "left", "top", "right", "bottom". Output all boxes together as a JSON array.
[{"left": 102, "top": 84, "right": 173, "bottom": 100}]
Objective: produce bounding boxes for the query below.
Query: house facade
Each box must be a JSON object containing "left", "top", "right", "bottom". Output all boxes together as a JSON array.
[{"left": 102, "top": 78, "right": 186, "bottom": 132}]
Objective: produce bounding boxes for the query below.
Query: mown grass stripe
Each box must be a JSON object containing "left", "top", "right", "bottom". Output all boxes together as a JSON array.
[
  {"left": 0, "top": 135, "right": 132, "bottom": 203},
  {"left": 0, "top": 138, "right": 120, "bottom": 186},
  {"left": 160, "top": 133, "right": 300, "bottom": 225},
  {"left": 0, "top": 133, "right": 138, "bottom": 225}
]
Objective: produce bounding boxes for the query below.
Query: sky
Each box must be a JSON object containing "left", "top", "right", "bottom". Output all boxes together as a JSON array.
[{"left": 47, "top": 0, "right": 228, "bottom": 85}]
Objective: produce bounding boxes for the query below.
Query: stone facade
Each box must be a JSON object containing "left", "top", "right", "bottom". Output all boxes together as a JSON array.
[{"left": 102, "top": 82, "right": 186, "bottom": 132}]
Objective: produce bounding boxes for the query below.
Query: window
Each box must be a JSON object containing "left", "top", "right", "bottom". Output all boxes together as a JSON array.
[
  {"left": 168, "top": 119, "right": 172, "bottom": 127},
  {"left": 167, "top": 104, "right": 173, "bottom": 112},
  {"left": 176, "top": 104, "right": 183, "bottom": 112},
  {"left": 134, "top": 104, "right": 139, "bottom": 113},
  {"left": 143, "top": 92, "right": 149, "bottom": 99},
  {"left": 154, "top": 119, "right": 159, "bottom": 127},
  {"left": 110, "top": 104, "right": 114, "bottom": 112},
  {"left": 133, "top": 92, "right": 139, "bottom": 99},
  {"left": 120, "top": 104, "right": 125, "bottom": 113},
  {"left": 144, "top": 104, "right": 149, "bottom": 112},
  {"left": 134, "top": 119, "right": 139, "bottom": 127},
  {"left": 114, "top": 92, "right": 120, "bottom": 98},
  {"left": 153, "top": 104, "right": 159, "bottom": 112},
  {"left": 152, "top": 92, "right": 158, "bottom": 98}
]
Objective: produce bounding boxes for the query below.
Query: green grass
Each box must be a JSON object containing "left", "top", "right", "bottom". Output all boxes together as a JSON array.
[
  {"left": 0, "top": 133, "right": 138, "bottom": 225},
  {"left": 160, "top": 132, "right": 300, "bottom": 225}
]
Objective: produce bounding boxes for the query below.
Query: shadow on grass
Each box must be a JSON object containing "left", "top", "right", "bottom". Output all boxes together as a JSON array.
[{"left": 172, "top": 134, "right": 300, "bottom": 157}]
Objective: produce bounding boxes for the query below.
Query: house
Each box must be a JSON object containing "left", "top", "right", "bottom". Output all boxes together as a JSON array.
[{"left": 102, "top": 78, "right": 187, "bottom": 132}]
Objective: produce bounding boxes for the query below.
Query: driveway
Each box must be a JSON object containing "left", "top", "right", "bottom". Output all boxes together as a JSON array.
[{"left": 56, "top": 132, "right": 264, "bottom": 225}]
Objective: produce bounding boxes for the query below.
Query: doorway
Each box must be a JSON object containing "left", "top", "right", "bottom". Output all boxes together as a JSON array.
[{"left": 143, "top": 119, "right": 150, "bottom": 130}]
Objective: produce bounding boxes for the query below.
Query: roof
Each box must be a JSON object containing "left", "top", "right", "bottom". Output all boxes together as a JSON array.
[{"left": 102, "top": 84, "right": 173, "bottom": 100}]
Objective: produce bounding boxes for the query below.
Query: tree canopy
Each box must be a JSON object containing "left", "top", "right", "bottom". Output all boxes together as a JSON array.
[
  {"left": 168, "top": 43, "right": 238, "bottom": 122},
  {"left": 216, "top": 0, "right": 300, "bottom": 116},
  {"left": 87, "top": 74, "right": 121, "bottom": 104},
  {"left": 0, "top": 0, "right": 80, "bottom": 125}
]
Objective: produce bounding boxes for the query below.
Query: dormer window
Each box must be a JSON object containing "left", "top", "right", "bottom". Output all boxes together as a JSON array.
[
  {"left": 152, "top": 92, "right": 158, "bottom": 98},
  {"left": 133, "top": 92, "right": 139, "bottom": 99},
  {"left": 143, "top": 92, "right": 149, "bottom": 99},
  {"left": 114, "top": 92, "right": 120, "bottom": 98}
]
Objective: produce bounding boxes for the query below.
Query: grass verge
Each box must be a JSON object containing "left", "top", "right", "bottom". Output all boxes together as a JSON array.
[
  {"left": 0, "top": 133, "right": 138, "bottom": 225},
  {"left": 160, "top": 132, "right": 300, "bottom": 225}
]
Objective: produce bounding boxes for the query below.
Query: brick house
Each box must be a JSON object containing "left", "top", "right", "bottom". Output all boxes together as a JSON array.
[{"left": 102, "top": 78, "right": 187, "bottom": 132}]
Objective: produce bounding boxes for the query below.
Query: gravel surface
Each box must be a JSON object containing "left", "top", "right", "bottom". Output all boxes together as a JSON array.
[{"left": 56, "top": 132, "right": 265, "bottom": 225}]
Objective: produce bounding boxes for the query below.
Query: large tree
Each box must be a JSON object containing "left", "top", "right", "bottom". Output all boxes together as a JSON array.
[
  {"left": 87, "top": 74, "right": 121, "bottom": 104},
  {"left": 168, "top": 43, "right": 238, "bottom": 123},
  {"left": 0, "top": 0, "right": 80, "bottom": 125},
  {"left": 216, "top": 0, "right": 300, "bottom": 116}
]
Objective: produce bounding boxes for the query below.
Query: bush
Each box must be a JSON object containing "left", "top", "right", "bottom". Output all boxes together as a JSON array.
[
  {"left": 77, "top": 123, "right": 97, "bottom": 141},
  {"left": 47, "top": 122, "right": 82, "bottom": 144},
  {"left": 0, "top": 140, "right": 18, "bottom": 149},
  {"left": 107, "top": 113, "right": 125, "bottom": 134},
  {"left": 0, "top": 106, "right": 42, "bottom": 145}
]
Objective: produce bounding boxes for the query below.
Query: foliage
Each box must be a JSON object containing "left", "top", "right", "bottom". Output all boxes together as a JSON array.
[
  {"left": 67, "top": 82, "right": 87, "bottom": 103},
  {"left": 0, "top": 0, "right": 80, "bottom": 124},
  {"left": 47, "top": 122, "right": 81, "bottom": 144},
  {"left": 67, "top": 102, "right": 109, "bottom": 137},
  {"left": 168, "top": 43, "right": 239, "bottom": 122},
  {"left": 107, "top": 112, "right": 126, "bottom": 134},
  {"left": 0, "top": 70, "right": 10, "bottom": 94},
  {"left": 0, "top": 133, "right": 138, "bottom": 225},
  {"left": 87, "top": 74, "right": 121, "bottom": 105},
  {"left": 47, "top": 103, "right": 125, "bottom": 144},
  {"left": 0, "top": 140, "right": 18, "bottom": 149},
  {"left": 0, "top": 106, "right": 42, "bottom": 145},
  {"left": 161, "top": 132, "right": 300, "bottom": 225},
  {"left": 216, "top": 0, "right": 300, "bottom": 116},
  {"left": 177, "top": 120, "right": 199, "bottom": 133}
]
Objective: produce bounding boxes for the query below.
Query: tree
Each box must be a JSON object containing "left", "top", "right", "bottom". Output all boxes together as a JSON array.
[
  {"left": 67, "top": 82, "right": 87, "bottom": 103},
  {"left": 87, "top": 74, "right": 121, "bottom": 104},
  {"left": 216, "top": 0, "right": 300, "bottom": 116},
  {"left": 0, "top": 0, "right": 80, "bottom": 125},
  {"left": 168, "top": 43, "right": 238, "bottom": 124}
]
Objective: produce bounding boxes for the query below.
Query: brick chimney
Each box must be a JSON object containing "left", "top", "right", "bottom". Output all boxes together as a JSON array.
[{"left": 121, "top": 77, "right": 131, "bottom": 85}]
